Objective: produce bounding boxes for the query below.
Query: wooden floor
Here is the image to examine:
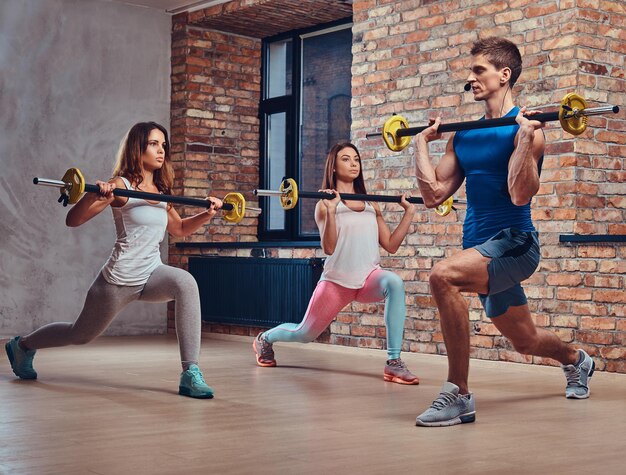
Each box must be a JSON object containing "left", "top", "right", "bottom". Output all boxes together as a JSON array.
[{"left": 1, "top": 335, "right": 625, "bottom": 475}]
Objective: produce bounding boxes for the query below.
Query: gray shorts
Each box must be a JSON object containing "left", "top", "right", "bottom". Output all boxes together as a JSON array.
[{"left": 473, "top": 228, "right": 540, "bottom": 318}]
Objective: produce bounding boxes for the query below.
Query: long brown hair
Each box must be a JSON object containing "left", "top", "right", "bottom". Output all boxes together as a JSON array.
[
  {"left": 321, "top": 142, "right": 367, "bottom": 194},
  {"left": 112, "top": 122, "right": 173, "bottom": 194}
]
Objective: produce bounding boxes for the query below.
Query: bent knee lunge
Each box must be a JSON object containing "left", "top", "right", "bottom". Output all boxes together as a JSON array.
[
  {"left": 169, "top": 274, "right": 200, "bottom": 301},
  {"left": 380, "top": 271, "right": 404, "bottom": 291},
  {"left": 429, "top": 263, "right": 454, "bottom": 294},
  {"left": 142, "top": 265, "right": 200, "bottom": 302}
]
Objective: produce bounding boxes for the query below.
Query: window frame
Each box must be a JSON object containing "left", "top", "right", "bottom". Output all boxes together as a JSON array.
[{"left": 258, "top": 18, "right": 353, "bottom": 242}]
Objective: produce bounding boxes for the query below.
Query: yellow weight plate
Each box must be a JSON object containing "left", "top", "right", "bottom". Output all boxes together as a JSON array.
[
  {"left": 222, "top": 192, "right": 245, "bottom": 223},
  {"left": 559, "top": 93, "right": 588, "bottom": 136},
  {"left": 61, "top": 167, "right": 85, "bottom": 204},
  {"left": 435, "top": 196, "right": 454, "bottom": 216},
  {"left": 279, "top": 178, "right": 298, "bottom": 210},
  {"left": 382, "top": 115, "right": 412, "bottom": 152}
]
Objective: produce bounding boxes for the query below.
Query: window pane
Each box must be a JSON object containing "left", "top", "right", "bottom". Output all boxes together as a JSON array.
[
  {"left": 299, "top": 27, "right": 352, "bottom": 235},
  {"left": 266, "top": 112, "right": 287, "bottom": 230},
  {"left": 266, "top": 39, "right": 292, "bottom": 99}
]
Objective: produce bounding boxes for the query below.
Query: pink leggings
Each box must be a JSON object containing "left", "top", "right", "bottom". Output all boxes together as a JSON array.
[{"left": 263, "top": 268, "right": 406, "bottom": 360}]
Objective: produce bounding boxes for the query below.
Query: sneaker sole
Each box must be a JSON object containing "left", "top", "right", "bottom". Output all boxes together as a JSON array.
[
  {"left": 384, "top": 373, "right": 419, "bottom": 385},
  {"left": 179, "top": 387, "right": 214, "bottom": 399},
  {"left": 252, "top": 340, "right": 276, "bottom": 367},
  {"left": 566, "top": 391, "right": 591, "bottom": 399},
  {"left": 5, "top": 341, "right": 37, "bottom": 380},
  {"left": 416, "top": 412, "right": 476, "bottom": 427}
]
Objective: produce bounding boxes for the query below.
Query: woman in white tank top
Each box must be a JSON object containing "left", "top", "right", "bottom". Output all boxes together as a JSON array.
[
  {"left": 6, "top": 122, "right": 220, "bottom": 399},
  {"left": 254, "top": 143, "right": 420, "bottom": 385}
]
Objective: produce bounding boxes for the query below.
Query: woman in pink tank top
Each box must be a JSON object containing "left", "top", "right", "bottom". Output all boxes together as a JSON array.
[{"left": 254, "top": 143, "right": 420, "bottom": 385}]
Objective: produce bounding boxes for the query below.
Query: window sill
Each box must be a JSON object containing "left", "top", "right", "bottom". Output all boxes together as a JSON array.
[
  {"left": 559, "top": 234, "right": 626, "bottom": 243},
  {"left": 175, "top": 241, "right": 321, "bottom": 249}
]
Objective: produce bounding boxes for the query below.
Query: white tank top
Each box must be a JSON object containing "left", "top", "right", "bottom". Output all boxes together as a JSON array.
[
  {"left": 101, "top": 177, "right": 168, "bottom": 285},
  {"left": 320, "top": 201, "right": 380, "bottom": 289}
]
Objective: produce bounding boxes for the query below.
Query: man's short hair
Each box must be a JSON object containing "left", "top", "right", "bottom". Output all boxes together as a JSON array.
[{"left": 471, "top": 37, "right": 523, "bottom": 87}]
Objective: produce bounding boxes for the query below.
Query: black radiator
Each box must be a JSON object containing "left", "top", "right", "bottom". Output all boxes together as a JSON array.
[{"left": 188, "top": 257, "right": 324, "bottom": 327}]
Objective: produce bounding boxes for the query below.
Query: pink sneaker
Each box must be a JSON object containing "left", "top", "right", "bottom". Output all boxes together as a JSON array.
[
  {"left": 253, "top": 333, "right": 276, "bottom": 367},
  {"left": 384, "top": 358, "right": 419, "bottom": 385}
]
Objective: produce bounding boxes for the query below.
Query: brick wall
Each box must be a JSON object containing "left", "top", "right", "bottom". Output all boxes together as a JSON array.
[
  {"left": 168, "top": 14, "right": 263, "bottom": 333},
  {"left": 170, "top": 14, "right": 261, "bottom": 250},
  {"left": 169, "top": 1, "right": 625, "bottom": 373}
]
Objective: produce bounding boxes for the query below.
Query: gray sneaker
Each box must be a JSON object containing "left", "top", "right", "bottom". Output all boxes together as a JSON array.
[
  {"left": 562, "top": 349, "right": 595, "bottom": 399},
  {"left": 5, "top": 336, "right": 37, "bottom": 380},
  {"left": 415, "top": 382, "right": 475, "bottom": 427},
  {"left": 253, "top": 332, "right": 276, "bottom": 367}
]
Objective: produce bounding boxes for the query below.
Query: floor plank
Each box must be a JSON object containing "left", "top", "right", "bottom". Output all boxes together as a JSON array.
[{"left": 1, "top": 335, "right": 625, "bottom": 474}]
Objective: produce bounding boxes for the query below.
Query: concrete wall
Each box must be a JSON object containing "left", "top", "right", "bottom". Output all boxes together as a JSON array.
[{"left": 0, "top": 0, "right": 171, "bottom": 337}]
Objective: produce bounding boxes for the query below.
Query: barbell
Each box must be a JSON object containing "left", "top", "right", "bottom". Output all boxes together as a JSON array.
[
  {"left": 33, "top": 167, "right": 261, "bottom": 224},
  {"left": 366, "top": 93, "right": 620, "bottom": 152},
  {"left": 254, "top": 178, "right": 465, "bottom": 216}
]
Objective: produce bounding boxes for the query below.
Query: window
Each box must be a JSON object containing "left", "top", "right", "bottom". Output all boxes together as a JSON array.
[{"left": 259, "top": 21, "right": 352, "bottom": 241}]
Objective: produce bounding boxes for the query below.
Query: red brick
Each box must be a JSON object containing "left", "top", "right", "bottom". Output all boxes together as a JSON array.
[
  {"left": 546, "top": 274, "right": 584, "bottom": 286},
  {"left": 556, "top": 288, "right": 593, "bottom": 301},
  {"left": 600, "top": 347, "right": 626, "bottom": 360},
  {"left": 581, "top": 316, "right": 616, "bottom": 330},
  {"left": 576, "top": 331, "right": 614, "bottom": 345}
]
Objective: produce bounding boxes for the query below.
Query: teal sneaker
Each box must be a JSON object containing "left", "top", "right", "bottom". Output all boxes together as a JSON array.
[
  {"left": 562, "top": 349, "right": 595, "bottom": 399},
  {"left": 179, "top": 364, "right": 214, "bottom": 399},
  {"left": 415, "top": 382, "right": 476, "bottom": 427},
  {"left": 5, "top": 336, "right": 37, "bottom": 380}
]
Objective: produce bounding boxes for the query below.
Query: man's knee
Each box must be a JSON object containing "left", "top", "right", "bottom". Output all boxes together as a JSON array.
[{"left": 429, "top": 261, "right": 453, "bottom": 291}]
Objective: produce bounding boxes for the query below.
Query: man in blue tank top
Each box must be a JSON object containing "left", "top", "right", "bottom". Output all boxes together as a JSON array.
[{"left": 413, "top": 37, "right": 595, "bottom": 427}]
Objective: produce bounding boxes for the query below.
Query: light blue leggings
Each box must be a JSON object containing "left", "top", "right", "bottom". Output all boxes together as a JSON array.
[{"left": 263, "top": 268, "right": 407, "bottom": 360}]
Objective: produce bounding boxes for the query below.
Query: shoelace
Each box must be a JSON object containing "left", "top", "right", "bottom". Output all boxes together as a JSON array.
[
  {"left": 430, "top": 391, "right": 458, "bottom": 410},
  {"left": 190, "top": 368, "right": 207, "bottom": 386},
  {"left": 259, "top": 338, "right": 274, "bottom": 359},
  {"left": 16, "top": 346, "right": 35, "bottom": 370},
  {"left": 388, "top": 359, "right": 407, "bottom": 369},
  {"left": 563, "top": 365, "right": 582, "bottom": 386}
]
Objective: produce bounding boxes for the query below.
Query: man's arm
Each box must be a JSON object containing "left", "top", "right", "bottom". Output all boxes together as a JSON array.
[
  {"left": 414, "top": 118, "right": 465, "bottom": 208},
  {"left": 509, "top": 107, "right": 545, "bottom": 206}
]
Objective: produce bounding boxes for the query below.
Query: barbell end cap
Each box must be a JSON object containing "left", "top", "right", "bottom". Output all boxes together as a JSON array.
[
  {"left": 33, "top": 178, "right": 39, "bottom": 185},
  {"left": 613, "top": 105, "right": 620, "bottom": 114}
]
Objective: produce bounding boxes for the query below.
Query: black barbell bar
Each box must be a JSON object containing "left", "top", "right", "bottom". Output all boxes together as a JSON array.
[
  {"left": 366, "top": 105, "right": 619, "bottom": 140},
  {"left": 254, "top": 178, "right": 465, "bottom": 216},
  {"left": 33, "top": 177, "right": 234, "bottom": 209},
  {"left": 33, "top": 173, "right": 260, "bottom": 224}
]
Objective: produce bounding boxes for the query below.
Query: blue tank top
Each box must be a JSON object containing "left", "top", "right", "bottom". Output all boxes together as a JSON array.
[{"left": 453, "top": 106, "right": 542, "bottom": 249}]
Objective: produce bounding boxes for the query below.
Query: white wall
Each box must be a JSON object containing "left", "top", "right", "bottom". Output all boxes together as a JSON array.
[{"left": 0, "top": 0, "right": 172, "bottom": 337}]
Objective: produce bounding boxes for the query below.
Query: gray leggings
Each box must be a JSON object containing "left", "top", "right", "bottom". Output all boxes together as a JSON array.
[{"left": 22, "top": 265, "right": 201, "bottom": 366}]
